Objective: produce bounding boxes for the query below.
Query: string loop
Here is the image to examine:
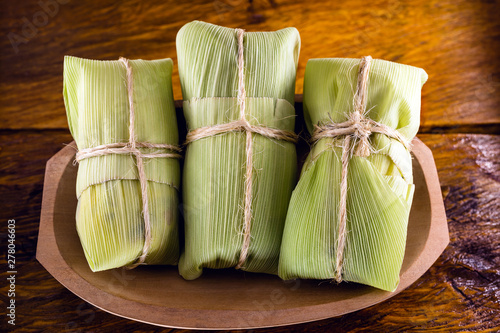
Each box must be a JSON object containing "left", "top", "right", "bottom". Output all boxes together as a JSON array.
[
  {"left": 311, "top": 56, "right": 412, "bottom": 282},
  {"left": 75, "top": 57, "right": 182, "bottom": 269}
]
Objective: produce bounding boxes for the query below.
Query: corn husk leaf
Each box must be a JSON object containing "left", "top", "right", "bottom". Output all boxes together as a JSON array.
[
  {"left": 63, "top": 56, "right": 180, "bottom": 271},
  {"left": 279, "top": 58, "right": 428, "bottom": 291},
  {"left": 177, "top": 21, "right": 300, "bottom": 279}
]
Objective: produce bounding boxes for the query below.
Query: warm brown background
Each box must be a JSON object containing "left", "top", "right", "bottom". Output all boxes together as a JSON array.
[{"left": 1, "top": 0, "right": 499, "bottom": 332}]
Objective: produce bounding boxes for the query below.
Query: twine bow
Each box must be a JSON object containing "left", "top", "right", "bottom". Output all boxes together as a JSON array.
[
  {"left": 75, "top": 57, "right": 182, "bottom": 269},
  {"left": 311, "top": 56, "right": 412, "bottom": 282}
]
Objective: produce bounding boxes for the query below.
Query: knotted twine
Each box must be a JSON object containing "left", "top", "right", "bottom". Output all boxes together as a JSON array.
[
  {"left": 75, "top": 57, "right": 182, "bottom": 269},
  {"left": 183, "top": 29, "right": 299, "bottom": 269},
  {"left": 311, "top": 56, "right": 412, "bottom": 283}
]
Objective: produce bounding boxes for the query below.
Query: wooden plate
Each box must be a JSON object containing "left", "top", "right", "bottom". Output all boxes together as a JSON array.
[{"left": 36, "top": 137, "right": 449, "bottom": 330}]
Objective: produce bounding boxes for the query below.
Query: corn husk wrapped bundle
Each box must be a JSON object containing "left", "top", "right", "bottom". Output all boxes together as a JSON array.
[
  {"left": 177, "top": 21, "right": 300, "bottom": 279},
  {"left": 63, "top": 56, "right": 181, "bottom": 271},
  {"left": 279, "top": 57, "right": 428, "bottom": 291}
]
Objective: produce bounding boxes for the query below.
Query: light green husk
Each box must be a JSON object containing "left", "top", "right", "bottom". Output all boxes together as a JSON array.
[
  {"left": 177, "top": 21, "right": 300, "bottom": 279},
  {"left": 278, "top": 58, "right": 428, "bottom": 291},
  {"left": 63, "top": 56, "right": 180, "bottom": 271}
]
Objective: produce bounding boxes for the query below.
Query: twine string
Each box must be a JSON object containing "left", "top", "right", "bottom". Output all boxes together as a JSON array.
[
  {"left": 235, "top": 28, "right": 253, "bottom": 269},
  {"left": 75, "top": 57, "right": 182, "bottom": 269},
  {"left": 310, "top": 56, "right": 412, "bottom": 283},
  {"left": 182, "top": 29, "right": 298, "bottom": 270}
]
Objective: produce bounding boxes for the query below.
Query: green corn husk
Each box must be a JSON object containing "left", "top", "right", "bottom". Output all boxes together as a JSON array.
[
  {"left": 278, "top": 58, "right": 428, "bottom": 291},
  {"left": 177, "top": 21, "right": 300, "bottom": 279},
  {"left": 63, "top": 56, "right": 180, "bottom": 271}
]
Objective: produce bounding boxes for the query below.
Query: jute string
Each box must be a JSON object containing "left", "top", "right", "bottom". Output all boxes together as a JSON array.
[
  {"left": 183, "top": 29, "right": 298, "bottom": 269},
  {"left": 75, "top": 57, "right": 182, "bottom": 269},
  {"left": 311, "top": 56, "right": 412, "bottom": 283}
]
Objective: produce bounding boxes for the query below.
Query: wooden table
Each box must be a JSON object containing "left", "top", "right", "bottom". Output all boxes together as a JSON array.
[{"left": 1, "top": 0, "right": 499, "bottom": 331}]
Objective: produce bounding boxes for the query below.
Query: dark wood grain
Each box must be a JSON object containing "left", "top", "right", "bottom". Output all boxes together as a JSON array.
[
  {"left": 1, "top": 0, "right": 499, "bottom": 331},
  {"left": 0, "top": 132, "right": 498, "bottom": 332},
  {"left": 1, "top": 0, "right": 499, "bottom": 130}
]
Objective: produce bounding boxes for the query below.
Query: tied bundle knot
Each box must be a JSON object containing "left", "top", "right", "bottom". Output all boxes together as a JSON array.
[
  {"left": 74, "top": 57, "right": 182, "bottom": 269},
  {"left": 182, "top": 29, "right": 298, "bottom": 270},
  {"left": 350, "top": 111, "right": 372, "bottom": 157},
  {"left": 310, "top": 56, "right": 412, "bottom": 283}
]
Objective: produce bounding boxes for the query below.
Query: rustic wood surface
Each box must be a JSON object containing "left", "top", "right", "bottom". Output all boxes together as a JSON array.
[
  {"left": 1, "top": 0, "right": 499, "bottom": 332},
  {"left": 1, "top": 0, "right": 500, "bottom": 131}
]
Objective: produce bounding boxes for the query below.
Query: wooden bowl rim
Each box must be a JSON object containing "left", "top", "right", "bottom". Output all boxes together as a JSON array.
[{"left": 36, "top": 137, "right": 449, "bottom": 330}]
